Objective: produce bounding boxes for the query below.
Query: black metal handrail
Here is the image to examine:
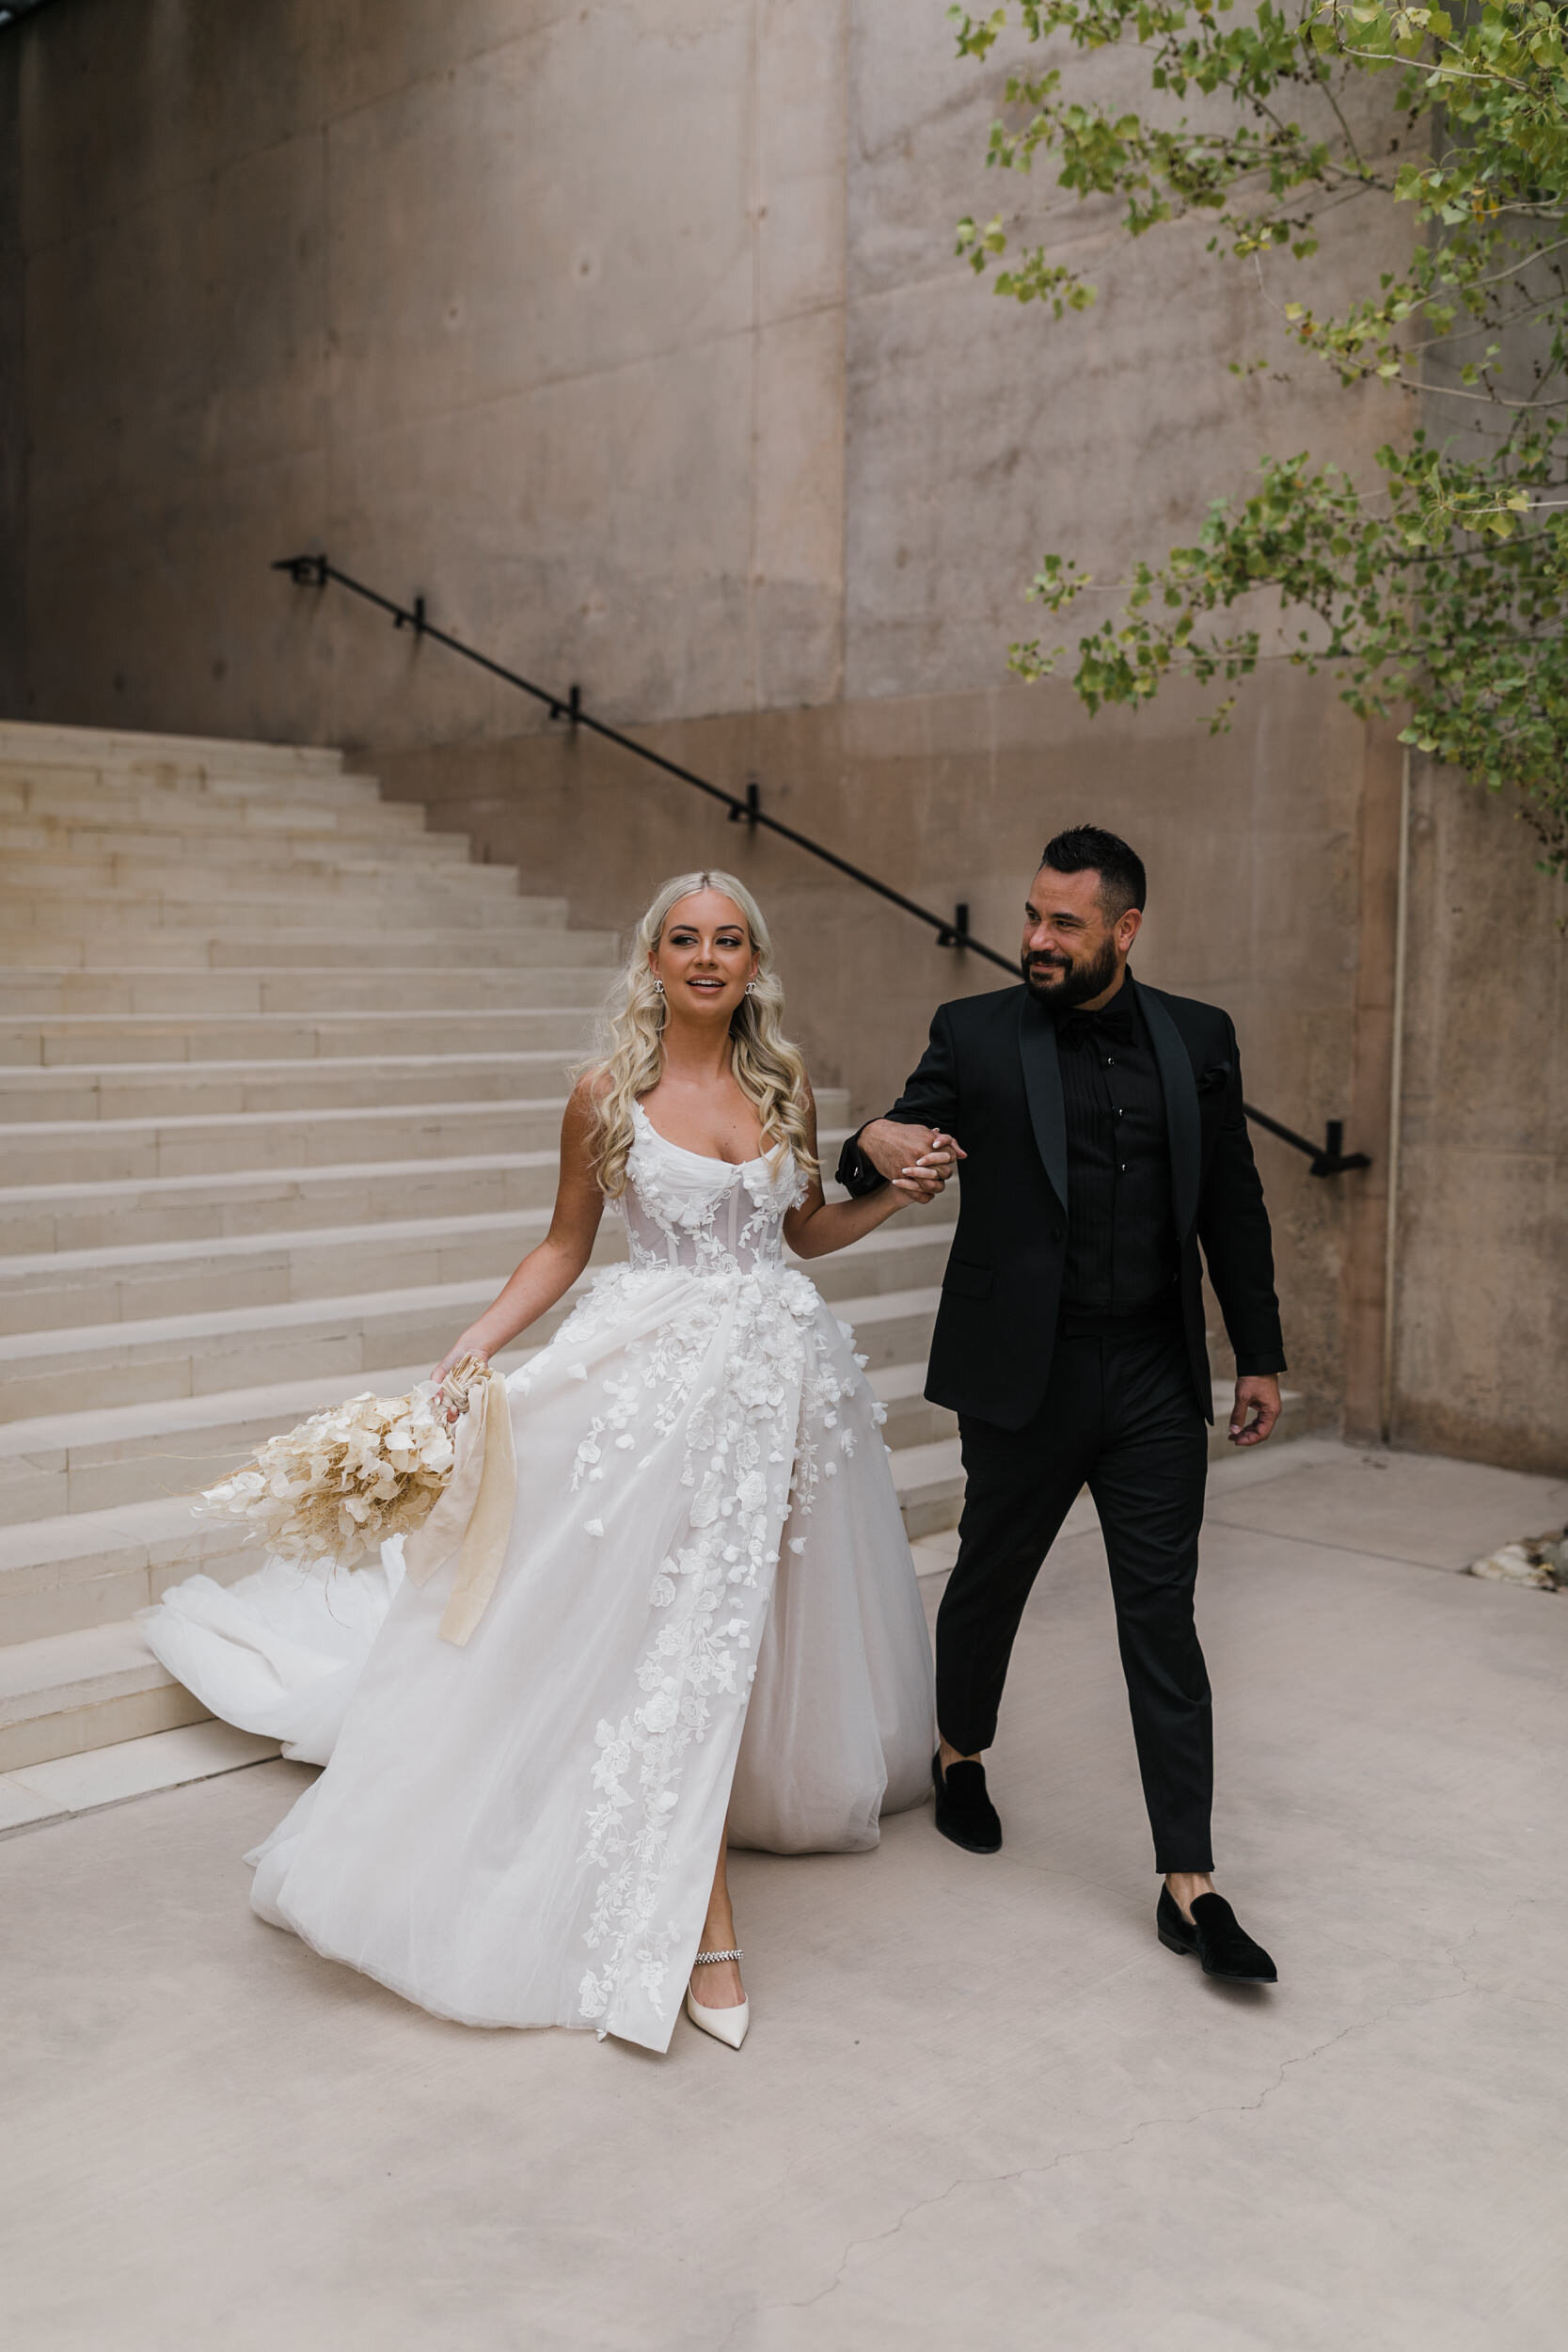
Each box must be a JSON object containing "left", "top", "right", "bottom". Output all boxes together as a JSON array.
[
  {"left": 274, "top": 554, "right": 998, "bottom": 962},
  {"left": 1243, "top": 1108, "right": 1371, "bottom": 1180},
  {"left": 272, "top": 551, "right": 1370, "bottom": 1177}
]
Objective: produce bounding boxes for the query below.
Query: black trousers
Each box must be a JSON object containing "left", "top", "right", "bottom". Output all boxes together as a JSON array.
[{"left": 935, "top": 1320, "right": 1213, "bottom": 1872}]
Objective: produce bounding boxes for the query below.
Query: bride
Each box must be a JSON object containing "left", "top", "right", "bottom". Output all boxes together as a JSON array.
[{"left": 142, "top": 871, "right": 945, "bottom": 2053}]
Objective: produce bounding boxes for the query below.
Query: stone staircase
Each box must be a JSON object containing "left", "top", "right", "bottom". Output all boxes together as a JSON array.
[
  {"left": 0, "top": 721, "right": 966, "bottom": 1772},
  {"left": 0, "top": 719, "right": 1310, "bottom": 1783}
]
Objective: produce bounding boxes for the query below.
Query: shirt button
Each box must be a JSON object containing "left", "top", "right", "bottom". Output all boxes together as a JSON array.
[{"left": 1119, "top": 1162, "right": 1128, "bottom": 1172}]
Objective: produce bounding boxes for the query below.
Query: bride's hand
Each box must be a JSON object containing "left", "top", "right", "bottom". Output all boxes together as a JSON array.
[
  {"left": 432, "top": 1337, "right": 490, "bottom": 1417},
  {"left": 890, "top": 1132, "right": 961, "bottom": 1202}
]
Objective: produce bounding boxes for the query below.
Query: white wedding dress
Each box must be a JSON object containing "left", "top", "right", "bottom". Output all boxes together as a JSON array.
[{"left": 140, "top": 1104, "right": 935, "bottom": 2051}]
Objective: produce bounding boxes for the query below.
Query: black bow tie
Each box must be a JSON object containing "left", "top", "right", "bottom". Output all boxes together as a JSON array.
[{"left": 1056, "top": 997, "right": 1136, "bottom": 1052}]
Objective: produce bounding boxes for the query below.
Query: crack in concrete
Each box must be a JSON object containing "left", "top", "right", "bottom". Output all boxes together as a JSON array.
[
  {"left": 738, "top": 1966, "right": 1480, "bottom": 2336},
  {"left": 707, "top": 1903, "right": 1546, "bottom": 2350}
]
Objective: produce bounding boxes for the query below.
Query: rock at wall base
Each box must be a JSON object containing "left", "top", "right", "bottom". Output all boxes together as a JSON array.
[{"left": 1466, "top": 1532, "right": 1567, "bottom": 1592}]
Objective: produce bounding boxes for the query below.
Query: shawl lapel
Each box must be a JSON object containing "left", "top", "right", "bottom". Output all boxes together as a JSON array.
[
  {"left": 1017, "top": 990, "right": 1069, "bottom": 1215},
  {"left": 1136, "top": 978, "right": 1201, "bottom": 1241}
]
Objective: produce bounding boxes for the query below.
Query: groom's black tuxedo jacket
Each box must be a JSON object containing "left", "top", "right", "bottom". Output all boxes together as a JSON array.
[{"left": 837, "top": 977, "right": 1286, "bottom": 1431}]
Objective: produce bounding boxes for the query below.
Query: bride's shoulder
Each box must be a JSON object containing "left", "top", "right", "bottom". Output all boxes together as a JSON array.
[
  {"left": 569, "top": 1067, "right": 614, "bottom": 1113},
  {"left": 559, "top": 1071, "right": 615, "bottom": 1169}
]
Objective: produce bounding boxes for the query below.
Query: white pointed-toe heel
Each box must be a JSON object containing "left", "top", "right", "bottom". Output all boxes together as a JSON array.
[{"left": 686, "top": 1947, "right": 750, "bottom": 2049}]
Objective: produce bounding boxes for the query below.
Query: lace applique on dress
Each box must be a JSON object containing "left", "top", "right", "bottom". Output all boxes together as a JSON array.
[
  {"left": 557, "top": 1107, "right": 875, "bottom": 2032},
  {"left": 186, "top": 1084, "right": 931, "bottom": 2054},
  {"left": 615, "top": 1102, "right": 807, "bottom": 1277}
]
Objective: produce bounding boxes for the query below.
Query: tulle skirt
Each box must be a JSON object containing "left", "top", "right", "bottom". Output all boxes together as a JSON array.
[{"left": 142, "top": 1262, "right": 935, "bottom": 2050}]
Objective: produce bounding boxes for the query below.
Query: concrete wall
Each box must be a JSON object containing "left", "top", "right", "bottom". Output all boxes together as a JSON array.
[
  {"left": 1390, "top": 768, "right": 1568, "bottom": 1473},
  {"left": 10, "top": 0, "right": 1400, "bottom": 740},
  {"left": 13, "top": 0, "right": 855, "bottom": 740},
  {"left": 3, "top": 0, "right": 1558, "bottom": 1470},
  {"left": 0, "top": 39, "right": 24, "bottom": 716}
]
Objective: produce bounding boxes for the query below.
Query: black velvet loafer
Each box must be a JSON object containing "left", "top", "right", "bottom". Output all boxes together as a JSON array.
[
  {"left": 931, "top": 1752, "right": 1002, "bottom": 1853},
  {"left": 1157, "top": 1886, "right": 1277, "bottom": 1983}
]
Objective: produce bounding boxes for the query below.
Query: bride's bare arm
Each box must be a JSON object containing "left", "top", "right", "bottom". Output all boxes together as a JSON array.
[
  {"left": 784, "top": 1086, "right": 954, "bottom": 1263},
  {"left": 433, "top": 1078, "right": 607, "bottom": 1377}
]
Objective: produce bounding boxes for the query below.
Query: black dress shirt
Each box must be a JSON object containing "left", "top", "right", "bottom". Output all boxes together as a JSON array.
[{"left": 1053, "top": 977, "right": 1180, "bottom": 1315}]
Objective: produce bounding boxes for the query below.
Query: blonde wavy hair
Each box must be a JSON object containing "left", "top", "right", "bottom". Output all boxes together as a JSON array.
[{"left": 581, "top": 870, "right": 817, "bottom": 1200}]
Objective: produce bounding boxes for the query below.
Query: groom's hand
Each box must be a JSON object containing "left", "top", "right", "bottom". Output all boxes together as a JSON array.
[
  {"left": 1228, "top": 1375, "right": 1281, "bottom": 1447},
  {"left": 860, "top": 1119, "right": 966, "bottom": 1200}
]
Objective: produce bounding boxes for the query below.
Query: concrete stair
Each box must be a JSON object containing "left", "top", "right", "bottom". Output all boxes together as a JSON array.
[
  {"left": 0, "top": 717, "right": 1310, "bottom": 1774},
  {"left": 0, "top": 718, "right": 966, "bottom": 1772},
  {"left": 0, "top": 1008, "right": 595, "bottom": 1063},
  {"left": 0, "top": 1097, "right": 593, "bottom": 1185},
  {"left": 0, "top": 965, "right": 611, "bottom": 1010},
  {"left": 0, "top": 926, "right": 615, "bottom": 969}
]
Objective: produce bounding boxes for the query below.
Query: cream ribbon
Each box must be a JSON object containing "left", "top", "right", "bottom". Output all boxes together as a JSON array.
[{"left": 402, "top": 1365, "right": 518, "bottom": 1646}]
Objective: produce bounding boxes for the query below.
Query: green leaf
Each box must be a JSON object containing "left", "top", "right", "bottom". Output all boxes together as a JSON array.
[{"left": 951, "top": 0, "right": 1568, "bottom": 878}]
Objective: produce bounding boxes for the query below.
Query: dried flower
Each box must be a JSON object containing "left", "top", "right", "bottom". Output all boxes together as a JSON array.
[{"left": 196, "top": 1355, "right": 490, "bottom": 1570}]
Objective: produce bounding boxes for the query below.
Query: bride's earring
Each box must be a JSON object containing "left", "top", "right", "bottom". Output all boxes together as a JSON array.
[
  {"left": 744, "top": 979, "right": 757, "bottom": 995},
  {"left": 653, "top": 975, "right": 664, "bottom": 995}
]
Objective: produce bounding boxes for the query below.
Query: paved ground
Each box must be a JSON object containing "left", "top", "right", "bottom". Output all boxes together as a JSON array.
[{"left": 3, "top": 1438, "right": 1566, "bottom": 2352}]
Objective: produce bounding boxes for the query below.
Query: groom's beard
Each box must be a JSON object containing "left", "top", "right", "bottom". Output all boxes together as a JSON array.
[{"left": 1022, "top": 933, "right": 1120, "bottom": 1014}]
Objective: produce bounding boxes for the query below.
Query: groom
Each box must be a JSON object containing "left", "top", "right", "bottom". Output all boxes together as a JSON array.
[{"left": 838, "top": 826, "right": 1282, "bottom": 1984}]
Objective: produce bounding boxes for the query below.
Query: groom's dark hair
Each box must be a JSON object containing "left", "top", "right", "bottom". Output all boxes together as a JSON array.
[{"left": 1039, "top": 825, "right": 1147, "bottom": 922}]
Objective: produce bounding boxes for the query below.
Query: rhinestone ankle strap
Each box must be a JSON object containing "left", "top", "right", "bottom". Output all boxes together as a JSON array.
[{"left": 693, "top": 1948, "right": 742, "bottom": 1966}]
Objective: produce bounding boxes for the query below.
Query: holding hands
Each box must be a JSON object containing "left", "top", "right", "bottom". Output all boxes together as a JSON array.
[{"left": 860, "top": 1120, "right": 967, "bottom": 1204}]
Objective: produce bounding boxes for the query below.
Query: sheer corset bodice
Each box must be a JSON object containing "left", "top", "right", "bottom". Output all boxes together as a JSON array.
[{"left": 618, "top": 1102, "right": 805, "bottom": 1278}]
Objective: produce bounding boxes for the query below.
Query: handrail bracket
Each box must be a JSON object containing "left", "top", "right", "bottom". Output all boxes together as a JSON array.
[{"left": 1244, "top": 1105, "right": 1372, "bottom": 1178}]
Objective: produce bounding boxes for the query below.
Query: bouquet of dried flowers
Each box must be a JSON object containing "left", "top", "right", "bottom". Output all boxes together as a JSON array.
[{"left": 197, "top": 1354, "right": 490, "bottom": 1571}]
